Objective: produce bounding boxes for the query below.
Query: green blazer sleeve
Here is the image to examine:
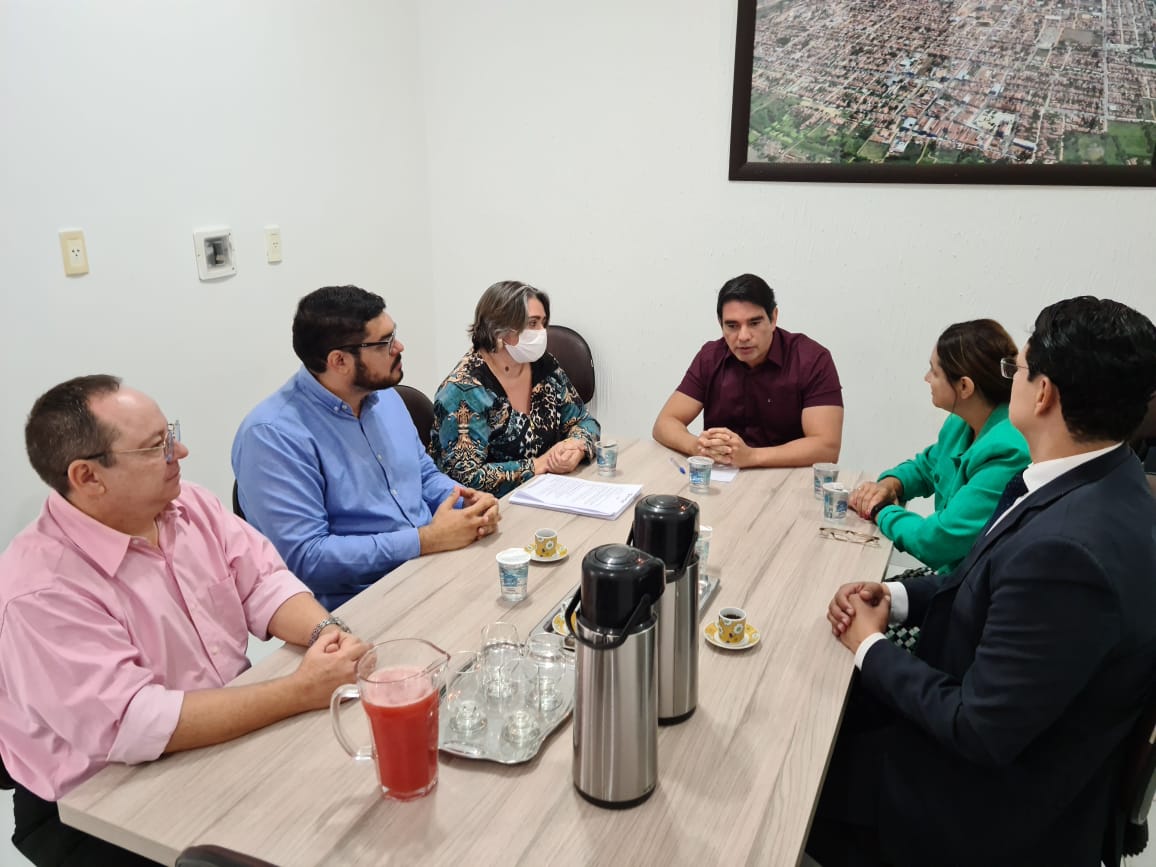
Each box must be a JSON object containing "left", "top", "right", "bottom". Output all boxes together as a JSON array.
[
  {"left": 876, "top": 408, "right": 1030, "bottom": 572},
  {"left": 879, "top": 440, "right": 939, "bottom": 502}
]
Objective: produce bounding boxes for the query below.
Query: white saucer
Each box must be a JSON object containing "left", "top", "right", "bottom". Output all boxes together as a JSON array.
[
  {"left": 704, "top": 621, "right": 761, "bottom": 651},
  {"left": 525, "top": 544, "right": 569, "bottom": 564}
]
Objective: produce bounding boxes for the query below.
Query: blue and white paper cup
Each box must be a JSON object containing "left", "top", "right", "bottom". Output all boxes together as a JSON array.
[
  {"left": 496, "top": 548, "right": 531, "bottom": 602},
  {"left": 822, "top": 482, "right": 850, "bottom": 522},
  {"left": 812, "top": 463, "right": 839, "bottom": 499}
]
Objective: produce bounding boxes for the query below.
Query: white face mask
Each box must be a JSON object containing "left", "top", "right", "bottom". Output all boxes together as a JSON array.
[{"left": 505, "top": 327, "right": 548, "bottom": 364}]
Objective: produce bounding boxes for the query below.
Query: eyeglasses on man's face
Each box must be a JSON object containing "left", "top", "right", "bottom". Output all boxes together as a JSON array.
[
  {"left": 334, "top": 331, "right": 399, "bottom": 356},
  {"left": 1000, "top": 357, "right": 1028, "bottom": 379},
  {"left": 81, "top": 421, "right": 181, "bottom": 465}
]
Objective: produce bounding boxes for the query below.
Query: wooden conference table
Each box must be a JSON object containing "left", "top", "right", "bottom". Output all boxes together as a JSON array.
[{"left": 60, "top": 438, "right": 892, "bottom": 866}]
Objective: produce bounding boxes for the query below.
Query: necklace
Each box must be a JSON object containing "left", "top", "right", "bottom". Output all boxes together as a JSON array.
[{"left": 485, "top": 349, "right": 523, "bottom": 379}]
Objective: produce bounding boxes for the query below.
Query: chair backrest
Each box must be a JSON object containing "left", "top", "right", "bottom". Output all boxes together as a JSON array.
[
  {"left": 395, "top": 384, "right": 435, "bottom": 448},
  {"left": 231, "top": 479, "right": 246, "bottom": 521},
  {"left": 176, "top": 845, "right": 278, "bottom": 867},
  {"left": 0, "top": 748, "right": 14, "bottom": 790},
  {"left": 546, "top": 324, "right": 595, "bottom": 404},
  {"left": 1119, "top": 701, "right": 1156, "bottom": 857}
]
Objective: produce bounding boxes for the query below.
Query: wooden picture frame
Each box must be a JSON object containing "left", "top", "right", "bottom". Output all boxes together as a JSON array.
[{"left": 729, "top": 0, "right": 1156, "bottom": 185}]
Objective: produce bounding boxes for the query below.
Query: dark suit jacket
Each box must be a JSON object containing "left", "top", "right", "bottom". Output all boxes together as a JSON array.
[{"left": 859, "top": 445, "right": 1156, "bottom": 867}]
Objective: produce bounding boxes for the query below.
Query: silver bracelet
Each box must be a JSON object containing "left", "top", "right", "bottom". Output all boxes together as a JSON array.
[{"left": 309, "top": 615, "right": 351, "bottom": 647}]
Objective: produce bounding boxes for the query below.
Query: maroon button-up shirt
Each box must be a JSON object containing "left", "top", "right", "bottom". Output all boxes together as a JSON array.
[{"left": 676, "top": 329, "right": 842, "bottom": 448}]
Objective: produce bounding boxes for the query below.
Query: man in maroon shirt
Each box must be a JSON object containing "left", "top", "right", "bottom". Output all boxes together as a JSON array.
[{"left": 652, "top": 274, "right": 843, "bottom": 468}]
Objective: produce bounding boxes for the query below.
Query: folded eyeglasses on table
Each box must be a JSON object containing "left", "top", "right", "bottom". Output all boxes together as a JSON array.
[{"left": 818, "top": 527, "right": 881, "bottom": 546}]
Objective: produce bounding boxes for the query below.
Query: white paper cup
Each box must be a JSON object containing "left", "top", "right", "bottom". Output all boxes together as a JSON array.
[
  {"left": 813, "top": 463, "right": 839, "bottom": 499},
  {"left": 496, "top": 548, "right": 531, "bottom": 602},
  {"left": 821, "top": 482, "right": 850, "bottom": 522}
]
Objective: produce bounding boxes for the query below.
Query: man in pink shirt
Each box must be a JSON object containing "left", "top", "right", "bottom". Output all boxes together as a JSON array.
[{"left": 0, "top": 375, "right": 370, "bottom": 867}]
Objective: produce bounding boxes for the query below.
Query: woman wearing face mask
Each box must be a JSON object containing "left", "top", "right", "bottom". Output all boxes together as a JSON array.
[
  {"left": 430, "top": 280, "right": 600, "bottom": 496},
  {"left": 849, "top": 319, "right": 1030, "bottom": 574}
]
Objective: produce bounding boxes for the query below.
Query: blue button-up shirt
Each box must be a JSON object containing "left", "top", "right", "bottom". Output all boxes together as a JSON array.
[{"left": 232, "top": 367, "right": 459, "bottom": 609}]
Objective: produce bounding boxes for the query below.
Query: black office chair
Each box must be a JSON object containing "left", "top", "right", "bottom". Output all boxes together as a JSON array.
[
  {"left": 177, "top": 845, "right": 278, "bottom": 867},
  {"left": 546, "top": 324, "right": 595, "bottom": 404},
  {"left": 1103, "top": 701, "right": 1156, "bottom": 862},
  {"left": 231, "top": 480, "right": 246, "bottom": 521},
  {"left": 882, "top": 566, "right": 933, "bottom": 652},
  {"left": 395, "top": 384, "right": 436, "bottom": 448},
  {"left": 1, "top": 749, "right": 14, "bottom": 790}
]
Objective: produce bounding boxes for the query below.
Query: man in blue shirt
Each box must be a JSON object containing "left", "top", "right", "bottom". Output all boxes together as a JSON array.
[{"left": 233, "top": 285, "right": 501, "bottom": 608}]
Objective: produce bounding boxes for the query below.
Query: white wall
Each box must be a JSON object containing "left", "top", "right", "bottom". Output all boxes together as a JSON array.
[
  {"left": 0, "top": 0, "right": 434, "bottom": 544},
  {"left": 4, "top": 0, "right": 1153, "bottom": 544},
  {"left": 1, "top": 2, "right": 1154, "bottom": 864},
  {"left": 416, "top": 0, "right": 1156, "bottom": 481}
]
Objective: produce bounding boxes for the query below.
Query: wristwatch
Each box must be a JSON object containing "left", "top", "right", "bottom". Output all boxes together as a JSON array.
[
  {"left": 309, "top": 615, "right": 352, "bottom": 647},
  {"left": 869, "top": 502, "right": 887, "bottom": 522}
]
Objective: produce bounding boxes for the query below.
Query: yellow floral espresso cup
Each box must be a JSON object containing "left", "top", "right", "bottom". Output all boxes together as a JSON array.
[
  {"left": 533, "top": 528, "right": 559, "bottom": 559},
  {"left": 716, "top": 607, "right": 747, "bottom": 645}
]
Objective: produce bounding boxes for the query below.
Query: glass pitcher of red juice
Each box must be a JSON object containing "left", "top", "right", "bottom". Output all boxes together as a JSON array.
[{"left": 330, "top": 638, "right": 450, "bottom": 800}]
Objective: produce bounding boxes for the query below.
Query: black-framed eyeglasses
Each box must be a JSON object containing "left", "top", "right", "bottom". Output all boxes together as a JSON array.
[
  {"left": 80, "top": 421, "right": 181, "bottom": 465},
  {"left": 333, "top": 332, "right": 399, "bottom": 355},
  {"left": 1000, "top": 357, "right": 1028, "bottom": 379}
]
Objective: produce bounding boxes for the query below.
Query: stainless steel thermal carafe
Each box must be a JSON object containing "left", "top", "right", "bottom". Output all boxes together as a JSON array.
[
  {"left": 568, "top": 544, "right": 665, "bottom": 808},
  {"left": 629, "top": 495, "right": 700, "bottom": 724}
]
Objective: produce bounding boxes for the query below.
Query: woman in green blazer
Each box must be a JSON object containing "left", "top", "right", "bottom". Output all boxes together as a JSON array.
[{"left": 850, "top": 319, "right": 1030, "bottom": 573}]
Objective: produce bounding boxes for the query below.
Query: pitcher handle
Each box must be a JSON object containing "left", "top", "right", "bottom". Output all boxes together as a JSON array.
[{"left": 330, "top": 684, "right": 373, "bottom": 761}]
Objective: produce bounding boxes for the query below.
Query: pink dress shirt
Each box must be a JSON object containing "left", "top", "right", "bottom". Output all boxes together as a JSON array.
[{"left": 0, "top": 481, "right": 309, "bottom": 800}]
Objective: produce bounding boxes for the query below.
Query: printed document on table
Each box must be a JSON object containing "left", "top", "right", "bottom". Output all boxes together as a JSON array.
[
  {"left": 711, "top": 466, "right": 739, "bottom": 483},
  {"left": 508, "top": 475, "right": 643, "bottom": 520}
]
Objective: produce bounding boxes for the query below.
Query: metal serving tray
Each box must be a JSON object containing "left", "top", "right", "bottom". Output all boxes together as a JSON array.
[
  {"left": 438, "top": 656, "right": 575, "bottom": 765},
  {"left": 529, "top": 572, "right": 721, "bottom": 647},
  {"left": 438, "top": 572, "right": 718, "bottom": 764}
]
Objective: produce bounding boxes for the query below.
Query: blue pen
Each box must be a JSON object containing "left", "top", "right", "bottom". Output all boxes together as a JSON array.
[{"left": 669, "top": 456, "right": 686, "bottom": 475}]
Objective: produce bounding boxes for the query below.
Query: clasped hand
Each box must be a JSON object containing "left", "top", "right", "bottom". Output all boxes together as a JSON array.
[
  {"left": 534, "top": 439, "right": 586, "bottom": 475},
  {"left": 826, "top": 581, "right": 891, "bottom": 652},
  {"left": 423, "top": 486, "right": 501, "bottom": 552},
  {"left": 295, "top": 630, "right": 372, "bottom": 708},
  {"left": 696, "top": 427, "right": 752, "bottom": 467},
  {"left": 849, "top": 480, "right": 900, "bottom": 520}
]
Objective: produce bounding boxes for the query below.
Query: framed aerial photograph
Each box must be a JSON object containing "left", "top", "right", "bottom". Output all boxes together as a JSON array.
[{"left": 729, "top": 0, "right": 1156, "bottom": 185}]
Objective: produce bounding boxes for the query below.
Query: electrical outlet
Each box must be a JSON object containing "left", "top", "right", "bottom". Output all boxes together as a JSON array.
[
  {"left": 59, "top": 230, "right": 89, "bottom": 276},
  {"left": 265, "top": 226, "right": 282, "bottom": 263}
]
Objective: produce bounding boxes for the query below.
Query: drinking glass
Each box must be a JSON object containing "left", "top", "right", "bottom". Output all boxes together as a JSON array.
[
  {"left": 688, "top": 456, "right": 713, "bottom": 493},
  {"left": 445, "top": 651, "right": 486, "bottom": 736},
  {"left": 499, "top": 658, "right": 542, "bottom": 747},
  {"left": 526, "top": 631, "right": 565, "bottom": 665},
  {"left": 481, "top": 622, "right": 522, "bottom": 701},
  {"left": 530, "top": 659, "right": 565, "bottom": 716},
  {"left": 596, "top": 440, "right": 619, "bottom": 476},
  {"left": 695, "top": 524, "right": 712, "bottom": 571}
]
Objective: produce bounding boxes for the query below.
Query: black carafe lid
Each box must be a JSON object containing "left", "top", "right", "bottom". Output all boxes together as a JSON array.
[
  {"left": 630, "top": 495, "right": 699, "bottom": 572},
  {"left": 579, "top": 544, "right": 665, "bottom": 631}
]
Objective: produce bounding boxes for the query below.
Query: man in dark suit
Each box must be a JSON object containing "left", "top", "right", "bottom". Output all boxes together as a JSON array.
[{"left": 809, "top": 297, "right": 1156, "bottom": 867}]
